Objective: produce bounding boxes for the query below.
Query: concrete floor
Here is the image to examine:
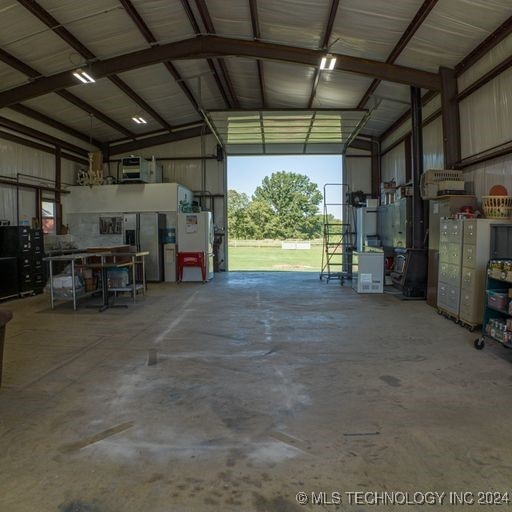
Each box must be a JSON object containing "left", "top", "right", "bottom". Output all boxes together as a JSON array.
[{"left": 1, "top": 272, "right": 512, "bottom": 512}]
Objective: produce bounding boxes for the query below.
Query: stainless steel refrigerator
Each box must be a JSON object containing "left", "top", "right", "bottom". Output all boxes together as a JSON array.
[{"left": 123, "top": 213, "right": 166, "bottom": 281}]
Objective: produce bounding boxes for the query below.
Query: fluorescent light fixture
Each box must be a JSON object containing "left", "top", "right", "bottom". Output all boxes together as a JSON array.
[
  {"left": 132, "top": 116, "right": 147, "bottom": 124},
  {"left": 73, "top": 72, "right": 88, "bottom": 84},
  {"left": 81, "top": 71, "right": 95, "bottom": 83},
  {"left": 72, "top": 68, "right": 95, "bottom": 83},
  {"left": 320, "top": 54, "right": 336, "bottom": 71}
]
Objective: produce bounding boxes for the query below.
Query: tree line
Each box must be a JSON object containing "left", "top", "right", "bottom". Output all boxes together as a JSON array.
[{"left": 228, "top": 171, "right": 327, "bottom": 240}]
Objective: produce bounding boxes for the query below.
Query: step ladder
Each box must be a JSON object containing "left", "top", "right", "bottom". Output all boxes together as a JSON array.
[{"left": 320, "top": 183, "right": 355, "bottom": 284}]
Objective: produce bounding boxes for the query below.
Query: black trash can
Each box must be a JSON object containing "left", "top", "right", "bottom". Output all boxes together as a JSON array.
[{"left": 0, "top": 309, "right": 13, "bottom": 387}]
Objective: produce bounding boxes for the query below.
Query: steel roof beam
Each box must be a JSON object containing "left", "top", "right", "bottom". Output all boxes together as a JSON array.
[
  {"left": 17, "top": 0, "right": 95, "bottom": 59},
  {"left": 179, "top": 0, "right": 201, "bottom": 33},
  {"left": 195, "top": 0, "right": 240, "bottom": 109},
  {"left": 8, "top": 103, "right": 103, "bottom": 148},
  {"left": 109, "top": 125, "right": 207, "bottom": 154},
  {"left": 357, "top": 0, "right": 438, "bottom": 109},
  {"left": 181, "top": 0, "right": 239, "bottom": 108},
  {"left": 118, "top": 0, "right": 158, "bottom": 45},
  {"left": 0, "top": 39, "right": 102, "bottom": 147},
  {"left": 17, "top": 0, "right": 170, "bottom": 132},
  {"left": 179, "top": 0, "right": 230, "bottom": 107},
  {"left": 56, "top": 90, "right": 134, "bottom": 139},
  {"left": 0, "top": 42, "right": 133, "bottom": 138},
  {"left": 249, "top": 0, "right": 266, "bottom": 107},
  {"left": 0, "top": 36, "right": 440, "bottom": 109},
  {"left": 0, "top": 115, "right": 88, "bottom": 156},
  {"left": 307, "top": 0, "right": 340, "bottom": 108},
  {"left": 119, "top": 0, "right": 200, "bottom": 114},
  {"left": 378, "top": 90, "right": 438, "bottom": 143},
  {"left": 0, "top": 48, "right": 40, "bottom": 78},
  {"left": 456, "top": 15, "right": 512, "bottom": 76},
  {"left": 108, "top": 75, "right": 173, "bottom": 131}
]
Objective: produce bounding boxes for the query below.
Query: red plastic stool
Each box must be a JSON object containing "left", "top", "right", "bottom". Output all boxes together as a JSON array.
[{"left": 177, "top": 252, "right": 206, "bottom": 282}]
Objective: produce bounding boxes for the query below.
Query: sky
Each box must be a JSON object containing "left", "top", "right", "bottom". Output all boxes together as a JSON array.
[{"left": 228, "top": 155, "right": 342, "bottom": 198}]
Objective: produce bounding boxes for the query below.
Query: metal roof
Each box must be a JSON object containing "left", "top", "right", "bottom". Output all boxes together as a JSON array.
[{"left": 0, "top": 0, "right": 510, "bottom": 149}]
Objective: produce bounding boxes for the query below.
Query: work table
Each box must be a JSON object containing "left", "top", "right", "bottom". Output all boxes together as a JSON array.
[{"left": 43, "top": 251, "right": 149, "bottom": 311}]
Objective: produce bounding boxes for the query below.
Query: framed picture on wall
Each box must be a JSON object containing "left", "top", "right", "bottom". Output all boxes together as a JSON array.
[{"left": 99, "top": 216, "right": 122, "bottom": 235}]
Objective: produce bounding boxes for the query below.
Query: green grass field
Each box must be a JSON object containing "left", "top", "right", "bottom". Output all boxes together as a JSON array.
[{"left": 228, "top": 242, "right": 323, "bottom": 271}]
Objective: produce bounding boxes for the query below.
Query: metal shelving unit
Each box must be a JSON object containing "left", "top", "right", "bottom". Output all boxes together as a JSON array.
[{"left": 474, "top": 260, "right": 512, "bottom": 350}]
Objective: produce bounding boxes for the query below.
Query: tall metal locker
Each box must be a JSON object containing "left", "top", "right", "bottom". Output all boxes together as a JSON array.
[
  {"left": 437, "top": 219, "right": 463, "bottom": 318},
  {"left": 427, "top": 196, "right": 477, "bottom": 307}
]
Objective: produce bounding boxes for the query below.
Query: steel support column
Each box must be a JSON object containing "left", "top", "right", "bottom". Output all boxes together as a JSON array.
[
  {"left": 410, "top": 86, "right": 424, "bottom": 249},
  {"left": 371, "top": 138, "right": 380, "bottom": 197},
  {"left": 440, "top": 67, "right": 461, "bottom": 169}
]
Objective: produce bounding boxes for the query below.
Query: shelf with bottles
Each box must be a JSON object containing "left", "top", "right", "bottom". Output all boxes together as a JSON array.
[
  {"left": 474, "top": 259, "right": 512, "bottom": 350},
  {"left": 487, "top": 259, "right": 512, "bottom": 283},
  {"left": 484, "top": 317, "right": 512, "bottom": 346}
]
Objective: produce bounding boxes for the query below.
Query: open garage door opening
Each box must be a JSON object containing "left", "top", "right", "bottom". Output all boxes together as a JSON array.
[{"left": 227, "top": 155, "right": 343, "bottom": 272}]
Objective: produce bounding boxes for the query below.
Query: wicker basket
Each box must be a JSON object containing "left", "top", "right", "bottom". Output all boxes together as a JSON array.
[{"left": 482, "top": 196, "right": 512, "bottom": 219}]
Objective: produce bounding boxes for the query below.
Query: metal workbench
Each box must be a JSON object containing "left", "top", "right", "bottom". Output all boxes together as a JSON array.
[{"left": 43, "top": 251, "right": 149, "bottom": 311}]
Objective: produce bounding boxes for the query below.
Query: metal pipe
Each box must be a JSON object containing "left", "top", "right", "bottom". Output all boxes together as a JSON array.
[
  {"left": 107, "top": 156, "right": 217, "bottom": 162},
  {"left": 0, "top": 176, "right": 70, "bottom": 194}
]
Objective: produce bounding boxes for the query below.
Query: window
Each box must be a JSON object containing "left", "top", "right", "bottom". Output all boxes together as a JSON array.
[{"left": 42, "top": 201, "right": 56, "bottom": 234}]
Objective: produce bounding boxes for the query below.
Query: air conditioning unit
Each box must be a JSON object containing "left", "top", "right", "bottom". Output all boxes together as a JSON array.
[{"left": 121, "top": 156, "right": 162, "bottom": 183}]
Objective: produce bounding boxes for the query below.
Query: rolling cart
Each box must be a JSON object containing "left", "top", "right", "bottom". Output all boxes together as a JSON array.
[{"left": 474, "top": 260, "right": 512, "bottom": 350}]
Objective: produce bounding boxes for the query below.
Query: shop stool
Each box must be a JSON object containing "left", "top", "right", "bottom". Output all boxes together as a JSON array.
[{"left": 177, "top": 252, "right": 206, "bottom": 282}]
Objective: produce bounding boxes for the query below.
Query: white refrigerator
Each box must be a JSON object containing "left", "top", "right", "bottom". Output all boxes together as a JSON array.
[{"left": 177, "top": 212, "right": 214, "bottom": 281}]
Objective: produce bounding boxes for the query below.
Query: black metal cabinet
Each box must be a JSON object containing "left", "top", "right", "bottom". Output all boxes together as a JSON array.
[
  {"left": 0, "top": 257, "right": 18, "bottom": 300},
  {"left": 0, "top": 226, "right": 44, "bottom": 296}
]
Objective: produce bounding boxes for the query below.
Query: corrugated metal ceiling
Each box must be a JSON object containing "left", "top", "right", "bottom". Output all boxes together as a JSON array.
[{"left": 0, "top": 0, "right": 510, "bottom": 146}]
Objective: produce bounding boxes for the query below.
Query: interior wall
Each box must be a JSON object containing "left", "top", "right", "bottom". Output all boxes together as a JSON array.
[
  {"left": 0, "top": 137, "right": 80, "bottom": 225},
  {"left": 0, "top": 139, "right": 52, "bottom": 225},
  {"left": 457, "top": 31, "right": 512, "bottom": 198},
  {"left": 464, "top": 155, "right": 512, "bottom": 204},
  {"left": 61, "top": 159, "right": 79, "bottom": 187},
  {"left": 380, "top": 95, "right": 444, "bottom": 187},
  {"left": 381, "top": 141, "right": 407, "bottom": 184},
  {"left": 380, "top": 95, "right": 442, "bottom": 153},
  {"left": 423, "top": 116, "right": 444, "bottom": 170},
  {"left": 344, "top": 154, "right": 372, "bottom": 193}
]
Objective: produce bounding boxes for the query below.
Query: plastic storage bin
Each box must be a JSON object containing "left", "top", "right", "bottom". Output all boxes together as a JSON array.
[{"left": 487, "top": 291, "right": 509, "bottom": 311}]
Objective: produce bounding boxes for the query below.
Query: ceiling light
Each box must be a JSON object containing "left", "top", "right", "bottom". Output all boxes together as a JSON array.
[
  {"left": 132, "top": 116, "right": 147, "bottom": 124},
  {"left": 320, "top": 54, "right": 337, "bottom": 71},
  {"left": 73, "top": 68, "right": 95, "bottom": 84}
]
